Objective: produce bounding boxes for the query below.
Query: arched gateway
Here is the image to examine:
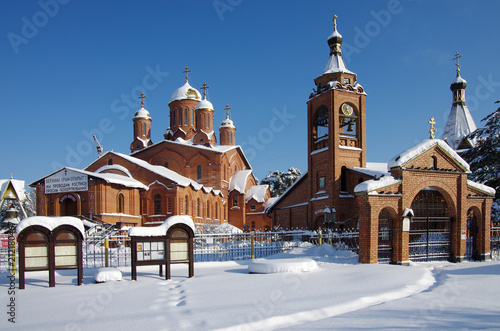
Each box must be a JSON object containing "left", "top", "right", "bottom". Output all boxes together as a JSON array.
[{"left": 409, "top": 188, "right": 452, "bottom": 262}]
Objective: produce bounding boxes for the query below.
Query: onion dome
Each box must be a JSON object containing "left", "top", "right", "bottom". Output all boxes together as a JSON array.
[
  {"left": 196, "top": 97, "right": 214, "bottom": 111},
  {"left": 133, "top": 106, "right": 151, "bottom": 120},
  {"left": 169, "top": 82, "right": 202, "bottom": 103},
  {"left": 328, "top": 15, "right": 343, "bottom": 55},
  {"left": 220, "top": 115, "right": 235, "bottom": 129},
  {"left": 450, "top": 73, "right": 467, "bottom": 91}
]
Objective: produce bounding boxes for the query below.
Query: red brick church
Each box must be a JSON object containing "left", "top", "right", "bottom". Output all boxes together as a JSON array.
[
  {"left": 31, "top": 72, "right": 273, "bottom": 231},
  {"left": 268, "top": 17, "right": 495, "bottom": 264}
]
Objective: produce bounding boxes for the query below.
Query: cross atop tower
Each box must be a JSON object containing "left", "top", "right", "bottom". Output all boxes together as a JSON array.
[
  {"left": 453, "top": 52, "right": 462, "bottom": 74},
  {"left": 224, "top": 104, "right": 231, "bottom": 118},
  {"left": 183, "top": 66, "right": 191, "bottom": 82},
  {"left": 428, "top": 117, "right": 436, "bottom": 139},
  {"left": 138, "top": 92, "right": 146, "bottom": 107},
  {"left": 333, "top": 15, "right": 338, "bottom": 30},
  {"left": 200, "top": 82, "right": 209, "bottom": 98}
]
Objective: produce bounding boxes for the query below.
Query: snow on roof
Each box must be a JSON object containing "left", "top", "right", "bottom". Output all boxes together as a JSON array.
[
  {"left": 467, "top": 180, "right": 496, "bottom": 196},
  {"left": 229, "top": 170, "right": 253, "bottom": 194},
  {"left": 354, "top": 175, "right": 402, "bottom": 194},
  {"left": 169, "top": 82, "right": 201, "bottom": 103},
  {"left": 323, "top": 53, "right": 355, "bottom": 75},
  {"left": 95, "top": 164, "right": 133, "bottom": 178},
  {"left": 0, "top": 179, "right": 27, "bottom": 202},
  {"left": 128, "top": 215, "right": 195, "bottom": 237},
  {"left": 195, "top": 98, "right": 214, "bottom": 110},
  {"left": 16, "top": 216, "right": 86, "bottom": 238},
  {"left": 349, "top": 162, "right": 389, "bottom": 178},
  {"left": 214, "top": 222, "right": 243, "bottom": 234},
  {"left": 387, "top": 139, "right": 470, "bottom": 172},
  {"left": 112, "top": 152, "right": 221, "bottom": 196},
  {"left": 264, "top": 197, "right": 279, "bottom": 212},
  {"left": 131, "top": 137, "right": 240, "bottom": 155},
  {"left": 245, "top": 185, "right": 269, "bottom": 203},
  {"left": 220, "top": 116, "right": 235, "bottom": 129},
  {"left": 133, "top": 107, "right": 151, "bottom": 120},
  {"left": 265, "top": 172, "right": 308, "bottom": 213},
  {"left": 442, "top": 103, "right": 477, "bottom": 150}
]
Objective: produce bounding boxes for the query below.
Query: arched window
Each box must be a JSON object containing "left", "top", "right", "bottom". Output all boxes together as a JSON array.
[
  {"left": 207, "top": 201, "right": 210, "bottom": 218},
  {"left": 339, "top": 103, "right": 358, "bottom": 138},
  {"left": 233, "top": 194, "right": 238, "bottom": 207},
  {"left": 118, "top": 193, "right": 124, "bottom": 214},
  {"left": 430, "top": 156, "right": 438, "bottom": 169},
  {"left": 313, "top": 106, "right": 329, "bottom": 141},
  {"left": 142, "top": 123, "right": 146, "bottom": 136},
  {"left": 341, "top": 166, "right": 347, "bottom": 192},
  {"left": 108, "top": 159, "right": 113, "bottom": 165},
  {"left": 197, "top": 198, "right": 200, "bottom": 217},
  {"left": 172, "top": 110, "right": 175, "bottom": 127},
  {"left": 178, "top": 109, "right": 182, "bottom": 126},
  {"left": 215, "top": 202, "right": 218, "bottom": 219},
  {"left": 191, "top": 108, "right": 194, "bottom": 126},
  {"left": 154, "top": 194, "right": 161, "bottom": 215},
  {"left": 206, "top": 114, "right": 210, "bottom": 129},
  {"left": 184, "top": 107, "right": 188, "bottom": 126},
  {"left": 184, "top": 195, "right": 188, "bottom": 215},
  {"left": 197, "top": 165, "right": 202, "bottom": 180}
]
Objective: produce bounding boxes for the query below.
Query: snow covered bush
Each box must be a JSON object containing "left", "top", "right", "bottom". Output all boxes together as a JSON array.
[{"left": 260, "top": 167, "right": 302, "bottom": 197}]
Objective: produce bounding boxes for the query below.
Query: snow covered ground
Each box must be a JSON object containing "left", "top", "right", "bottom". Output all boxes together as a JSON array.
[{"left": 1, "top": 243, "right": 499, "bottom": 330}]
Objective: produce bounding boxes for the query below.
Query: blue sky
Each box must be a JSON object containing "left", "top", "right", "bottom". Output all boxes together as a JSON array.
[{"left": 1, "top": 0, "right": 499, "bottom": 188}]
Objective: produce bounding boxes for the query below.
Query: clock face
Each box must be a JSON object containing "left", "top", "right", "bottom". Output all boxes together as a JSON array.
[{"left": 341, "top": 103, "right": 353, "bottom": 116}]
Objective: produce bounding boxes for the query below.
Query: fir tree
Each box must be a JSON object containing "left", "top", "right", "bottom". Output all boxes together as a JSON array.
[
  {"left": 461, "top": 100, "right": 500, "bottom": 221},
  {"left": 260, "top": 167, "right": 302, "bottom": 197}
]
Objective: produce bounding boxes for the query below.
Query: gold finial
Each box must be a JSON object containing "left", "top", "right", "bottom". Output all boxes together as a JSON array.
[
  {"left": 200, "top": 82, "right": 209, "bottom": 98},
  {"left": 138, "top": 92, "right": 146, "bottom": 107},
  {"left": 224, "top": 104, "right": 231, "bottom": 118},
  {"left": 183, "top": 66, "right": 191, "bottom": 82},
  {"left": 333, "top": 15, "right": 338, "bottom": 30},
  {"left": 428, "top": 117, "right": 436, "bottom": 139},
  {"left": 453, "top": 52, "right": 462, "bottom": 74}
]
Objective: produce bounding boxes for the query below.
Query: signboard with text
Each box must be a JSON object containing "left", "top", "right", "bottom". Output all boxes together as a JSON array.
[{"left": 45, "top": 169, "right": 88, "bottom": 194}]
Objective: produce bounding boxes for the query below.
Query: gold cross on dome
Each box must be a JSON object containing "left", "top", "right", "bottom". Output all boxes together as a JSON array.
[
  {"left": 200, "top": 82, "right": 209, "bottom": 98},
  {"left": 428, "top": 117, "right": 436, "bottom": 139},
  {"left": 224, "top": 104, "right": 231, "bottom": 117},
  {"left": 453, "top": 52, "right": 462, "bottom": 73},
  {"left": 333, "top": 15, "right": 338, "bottom": 30},
  {"left": 138, "top": 92, "right": 146, "bottom": 107},
  {"left": 183, "top": 66, "right": 191, "bottom": 82}
]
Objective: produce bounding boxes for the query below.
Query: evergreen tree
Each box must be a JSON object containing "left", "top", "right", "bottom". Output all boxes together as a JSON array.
[
  {"left": 260, "top": 167, "right": 302, "bottom": 197},
  {"left": 461, "top": 101, "right": 500, "bottom": 221}
]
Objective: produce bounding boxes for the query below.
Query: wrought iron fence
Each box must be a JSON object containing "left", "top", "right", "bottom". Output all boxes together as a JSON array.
[
  {"left": 307, "top": 228, "right": 359, "bottom": 253},
  {"left": 491, "top": 221, "right": 500, "bottom": 261}
]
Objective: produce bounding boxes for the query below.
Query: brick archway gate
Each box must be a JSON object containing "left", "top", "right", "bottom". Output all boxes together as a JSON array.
[{"left": 409, "top": 188, "right": 452, "bottom": 262}]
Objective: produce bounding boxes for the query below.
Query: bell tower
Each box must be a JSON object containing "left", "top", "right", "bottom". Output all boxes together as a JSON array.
[
  {"left": 306, "top": 16, "right": 367, "bottom": 227},
  {"left": 130, "top": 93, "right": 153, "bottom": 153}
]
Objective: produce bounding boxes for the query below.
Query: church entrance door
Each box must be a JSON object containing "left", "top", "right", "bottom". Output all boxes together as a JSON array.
[{"left": 60, "top": 194, "right": 78, "bottom": 216}]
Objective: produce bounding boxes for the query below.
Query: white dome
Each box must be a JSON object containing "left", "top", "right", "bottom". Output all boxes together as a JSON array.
[
  {"left": 133, "top": 107, "right": 151, "bottom": 120},
  {"left": 196, "top": 98, "right": 214, "bottom": 111},
  {"left": 452, "top": 74, "right": 467, "bottom": 85},
  {"left": 220, "top": 116, "right": 235, "bottom": 129},
  {"left": 170, "top": 82, "right": 202, "bottom": 103}
]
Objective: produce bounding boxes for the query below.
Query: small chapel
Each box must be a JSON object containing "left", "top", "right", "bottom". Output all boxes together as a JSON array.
[
  {"left": 30, "top": 70, "right": 273, "bottom": 231},
  {"left": 268, "top": 16, "right": 495, "bottom": 264}
]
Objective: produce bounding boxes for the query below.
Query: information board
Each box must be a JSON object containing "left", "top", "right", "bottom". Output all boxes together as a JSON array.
[
  {"left": 55, "top": 245, "right": 77, "bottom": 267},
  {"left": 25, "top": 246, "right": 49, "bottom": 269},
  {"left": 170, "top": 242, "right": 188, "bottom": 261},
  {"left": 45, "top": 169, "right": 88, "bottom": 194},
  {"left": 136, "top": 241, "right": 165, "bottom": 261}
]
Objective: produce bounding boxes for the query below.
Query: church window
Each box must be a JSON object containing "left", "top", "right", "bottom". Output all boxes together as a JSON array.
[
  {"left": 341, "top": 166, "right": 347, "bottom": 192},
  {"left": 207, "top": 201, "right": 210, "bottom": 218},
  {"left": 142, "top": 123, "right": 146, "bottom": 136},
  {"left": 178, "top": 109, "right": 182, "bottom": 126},
  {"left": 215, "top": 202, "right": 218, "bottom": 219},
  {"left": 167, "top": 197, "right": 172, "bottom": 214},
  {"left": 339, "top": 103, "right": 357, "bottom": 138},
  {"left": 184, "top": 195, "right": 188, "bottom": 215},
  {"left": 206, "top": 114, "right": 209, "bottom": 129},
  {"left": 431, "top": 156, "right": 438, "bottom": 169},
  {"left": 184, "top": 108, "right": 188, "bottom": 126},
  {"left": 165, "top": 162, "right": 168, "bottom": 168},
  {"left": 229, "top": 133, "right": 232, "bottom": 145},
  {"left": 251, "top": 203, "right": 256, "bottom": 211},
  {"left": 191, "top": 108, "right": 194, "bottom": 126},
  {"left": 313, "top": 107, "right": 329, "bottom": 142},
  {"left": 197, "top": 198, "right": 200, "bottom": 217},
  {"left": 108, "top": 159, "right": 113, "bottom": 165},
  {"left": 172, "top": 111, "right": 175, "bottom": 127},
  {"left": 154, "top": 194, "right": 161, "bottom": 215},
  {"left": 233, "top": 194, "right": 238, "bottom": 207},
  {"left": 318, "top": 176, "right": 326, "bottom": 189},
  {"left": 118, "top": 193, "right": 124, "bottom": 214},
  {"left": 197, "top": 165, "right": 202, "bottom": 180}
]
